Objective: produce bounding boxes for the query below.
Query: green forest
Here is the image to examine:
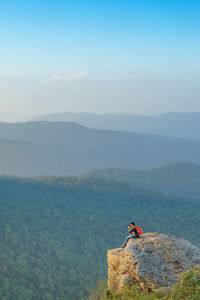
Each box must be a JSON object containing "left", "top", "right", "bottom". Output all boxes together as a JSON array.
[{"left": 0, "top": 175, "right": 199, "bottom": 299}]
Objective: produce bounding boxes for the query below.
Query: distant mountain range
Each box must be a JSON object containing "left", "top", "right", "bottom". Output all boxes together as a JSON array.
[
  {"left": 31, "top": 112, "right": 200, "bottom": 139},
  {"left": 0, "top": 121, "right": 200, "bottom": 176},
  {"left": 85, "top": 162, "right": 200, "bottom": 198}
]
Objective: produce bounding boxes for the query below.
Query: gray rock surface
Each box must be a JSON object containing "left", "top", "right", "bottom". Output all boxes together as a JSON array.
[{"left": 107, "top": 232, "right": 200, "bottom": 291}]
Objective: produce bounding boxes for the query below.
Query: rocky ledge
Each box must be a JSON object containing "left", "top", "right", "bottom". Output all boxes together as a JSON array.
[{"left": 107, "top": 232, "right": 200, "bottom": 291}]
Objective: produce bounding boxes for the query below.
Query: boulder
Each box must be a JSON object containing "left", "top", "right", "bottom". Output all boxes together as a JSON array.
[{"left": 107, "top": 232, "right": 200, "bottom": 291}]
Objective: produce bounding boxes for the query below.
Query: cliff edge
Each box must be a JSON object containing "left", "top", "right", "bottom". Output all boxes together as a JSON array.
[{"left": 107, "top": 232, "right": 200, "bottom": 291}]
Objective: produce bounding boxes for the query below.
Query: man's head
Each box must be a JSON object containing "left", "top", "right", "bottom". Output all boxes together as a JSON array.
[{"left": 129, "top": 222, "right": 135, "bottom": 228}]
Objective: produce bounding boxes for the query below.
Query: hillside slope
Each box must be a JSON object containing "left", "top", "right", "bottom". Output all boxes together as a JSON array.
[
  {"left": 85, "top": 163, "right": 200, "bottom": 197},
  {"left": 0, "top": 175, "right": 199, "bottom": 299}
]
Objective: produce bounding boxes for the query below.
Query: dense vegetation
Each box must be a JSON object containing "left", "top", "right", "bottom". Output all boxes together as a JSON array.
[
  {"left": 86, "top": 162, "right": 200, "bottom": 198},
  {"left": 0, "top": 175, "right": 199, "bottom": 299},
  {"left": 89, "top": 266, "right": 200, "bottom": 300}
]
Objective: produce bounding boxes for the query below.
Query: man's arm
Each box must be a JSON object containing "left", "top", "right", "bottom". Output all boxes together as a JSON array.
[
  {"left": 129, "top": 227, "right": 137, "bottom": 234},
  {"left": 128, "top": 226, "right": 132, "bottom": 233}
]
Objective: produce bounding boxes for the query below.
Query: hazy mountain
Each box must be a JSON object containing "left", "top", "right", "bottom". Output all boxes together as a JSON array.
[
  {"left": 1, "top": 121, "right": 200, "bottom": 176},
  {"left": 31, "top": 112, "right": 200, "bottom": 139},
  {"left": 85, "top": 162, "right": 200, "bottom": 198}
]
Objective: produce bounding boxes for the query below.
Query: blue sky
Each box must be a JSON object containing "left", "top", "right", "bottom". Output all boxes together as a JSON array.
[{"left": 0, "top": 0, "right": 200, "bottom": 121}]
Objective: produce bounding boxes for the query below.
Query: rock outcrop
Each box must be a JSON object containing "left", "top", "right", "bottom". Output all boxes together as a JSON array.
[{"left": 107, "top": 233, "right": 200, "bottom": 291}]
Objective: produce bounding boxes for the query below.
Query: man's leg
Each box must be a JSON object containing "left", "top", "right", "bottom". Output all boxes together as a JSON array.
[{"left": 121, "top": 235, "right": 135, "bottom": 248}]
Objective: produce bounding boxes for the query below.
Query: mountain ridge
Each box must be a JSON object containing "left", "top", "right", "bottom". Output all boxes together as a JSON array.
[
  {"left": 31, "top": 112, "right": 200, "bottom": 139},
  {"left": 85, "top": 162, "right": 200, "bottom": 198},
  {"left": 0, "top": 121, "right": 200, "bottom": 176}
]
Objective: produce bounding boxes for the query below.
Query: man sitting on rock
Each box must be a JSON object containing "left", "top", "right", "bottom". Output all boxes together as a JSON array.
[{"left": 121, "top": 222, "right": 142, "bottom": 248}]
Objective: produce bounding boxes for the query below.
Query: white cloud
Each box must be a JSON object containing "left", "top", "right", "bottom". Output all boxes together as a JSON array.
[{"left": 53, "top": 71, "right": 87, "bottom": 81}]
